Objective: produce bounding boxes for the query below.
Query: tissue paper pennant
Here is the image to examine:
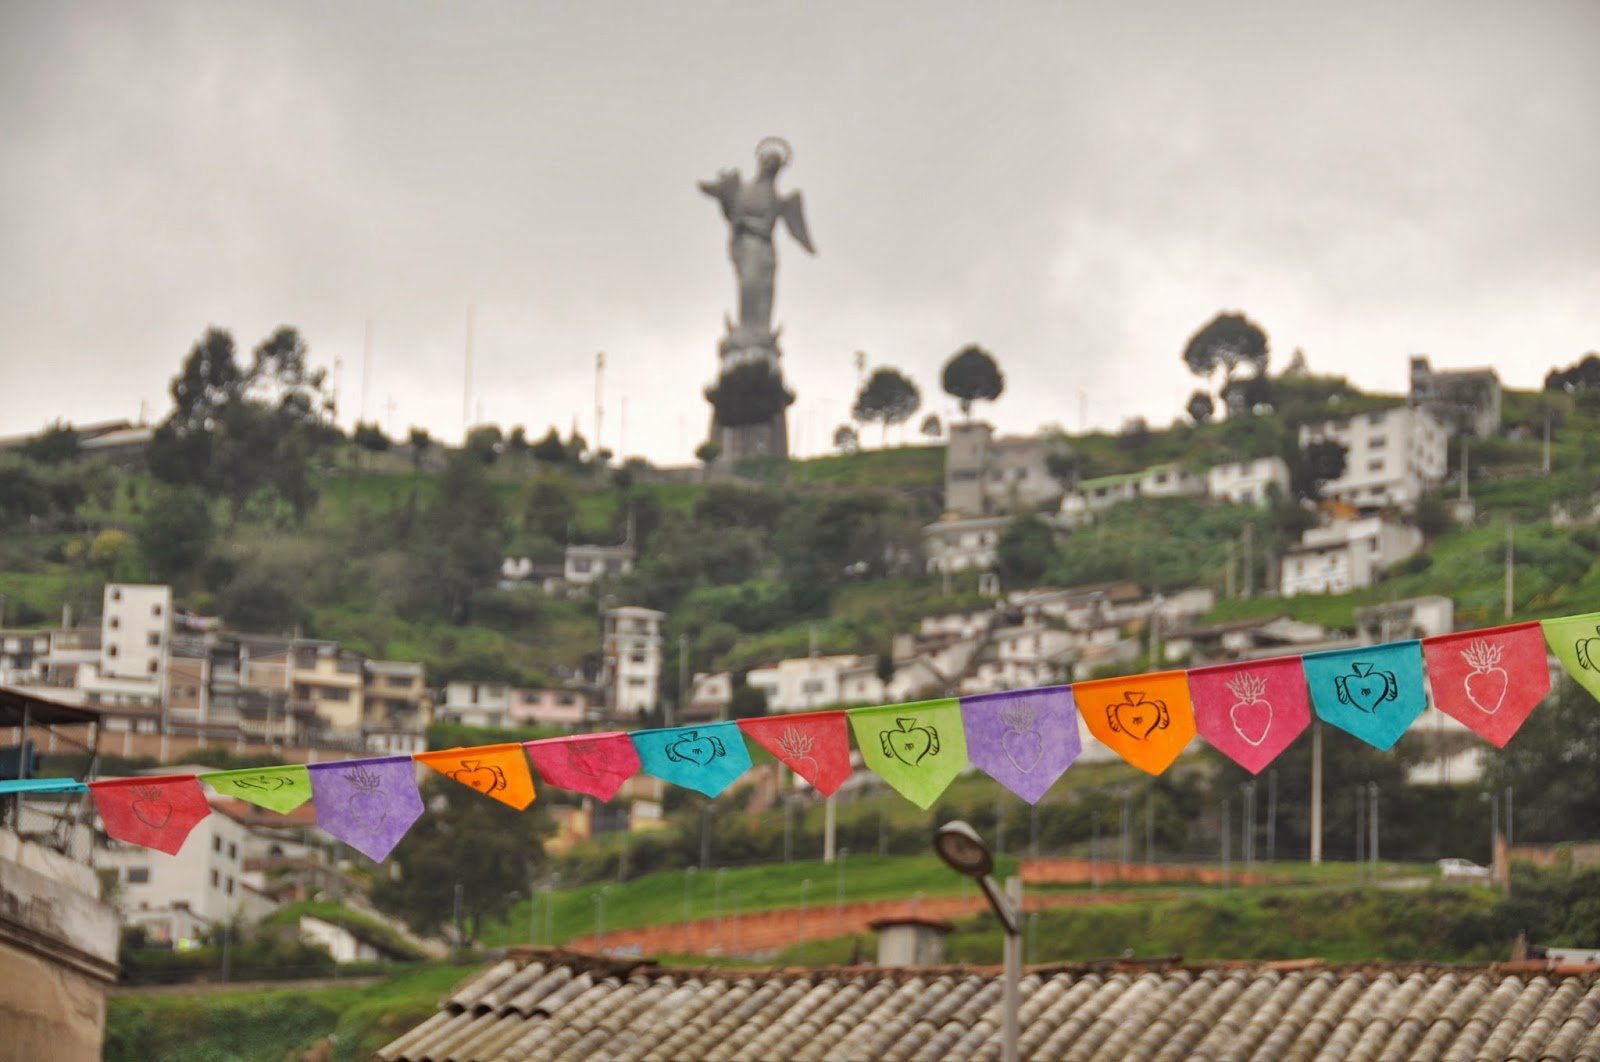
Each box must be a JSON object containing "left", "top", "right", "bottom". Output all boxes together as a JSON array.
[
  {"left": 1423, "top": 622, "right": 1550, "bottom": 747},
  {"left": 632, "top": 723, "right": 753, "bottom": 797},
  {"left": 849, "top": 699, "right": 968, "bottom": 809},
  {"left": 90, "top": 775, "right": 211, "bottom": 855},
  {"left": 524, "top": 732, "right": 641, "bottom": 802},
  {"left": 960, "top": 686, "right": 1081, "bottom": 803},
  {"left": 1542, "top": 612, "right": 1600, "bottom": 702},
  {"left": 200, "top": 765, "right": 313, "bottom": 814},
  {"left": 738, "top": 711, "right": 852, "bottom": 796},
  {"left": 308, "top": 756, "right": 424, "bottom": 862},
  {"left": 1302, "top": 641, "right": 1427, "bottom": 750},
  {"left": 415, "top": 744, "right": 537, "bottom": 810},
  {"left": 1073, "top": 671, "right": 1196, "bottom": 776},
  {"left": 1187, "top": 657, "right": 1310, "bottom": 774}
]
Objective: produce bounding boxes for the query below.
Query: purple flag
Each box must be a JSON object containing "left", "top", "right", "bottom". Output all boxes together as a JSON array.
[
  {"left": 960, "top": 685, "right": 1082, "bottom": 804},
  {"left": 308, "top": 756, "right": 424, "bottom": 862}
]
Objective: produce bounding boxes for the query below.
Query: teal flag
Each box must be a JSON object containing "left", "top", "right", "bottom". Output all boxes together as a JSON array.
[
  {"left": 1302, "top": 641, "right": 1427, "bottom": 750},
  {"left": 848, "top": 699, "right": 968, "bottom": 809},
  {"left": 631, "top": 723, "right": 752, "bottom": 797}
]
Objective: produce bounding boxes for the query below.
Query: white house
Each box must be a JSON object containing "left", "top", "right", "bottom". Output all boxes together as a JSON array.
[
  {"left": 436, "top": 681, "right": 514, "bottom": 728},
  {"left": 923, "top": 515, "right": 1012, "bottom": 575},
  {"left": 959, "top": 621, "right": 1076, "bottom": 695},
  {"left": 1280, "top": 517, "right": 1424, "bottom": 597},
  {"left": 564, "top": 544, "right": 635, "bottom": 591},
  {"left": 686, "top": 671, "right": 733, "bottom": 721},
  {"left": 1355, "top": 595, "right": 1456, "bottom": 642},
  {"left": 745, "top": 654, "right": 885, "bottom": 712},
  {"left": 1297, "top": 407, "right": 1449, "bottom": 510},
  {"left": 943, "top": 422, "right": 1065, "bottom": 517},
  {"left": 1059, "top": 464, "right": 1206, "bottom": 524},
  {"left": 1207, "top": 457, "right": 1290, "bottom": 506},
  {"left": 602, "top": 606, "right": 664, "bottom": 717},
  {"left": 78, "top": 583, "right": 172, "bottom": 710}
]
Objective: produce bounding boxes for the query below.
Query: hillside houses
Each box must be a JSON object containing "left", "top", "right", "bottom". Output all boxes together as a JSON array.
[
  {"left": 1280, "top": 517, "right": 1423, "bottom": 597},
  {"left": 1297, "top": 406, "right": 1449, "bottom": 510}
]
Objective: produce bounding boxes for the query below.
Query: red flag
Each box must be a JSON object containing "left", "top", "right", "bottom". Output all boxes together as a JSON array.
[
  {"left": 1422, "top": 621, "right": 1550, "bottom": 747},
  {"left": 738, "top": 711, "right": 852, "bottom": 795},
  {"left": 523, "top": 732, "right": 640, "bottom": 801},
  {"left": 91, "top": 774, "right": 211, "bottom": 855}
]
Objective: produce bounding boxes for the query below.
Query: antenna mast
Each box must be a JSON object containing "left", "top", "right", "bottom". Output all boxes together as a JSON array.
[{"left": 464, "top": 304, "right": 475, "bottom": 440}]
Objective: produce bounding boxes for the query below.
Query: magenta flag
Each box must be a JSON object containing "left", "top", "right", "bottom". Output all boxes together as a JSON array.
[
  {"left": 1187, "top": 657, "right": 1310, "bottom": 774},
  {"left": 308, "top": 756, "right": 424, "bottom": 862},
  {"left": 523, "top": 732, "right": 641, "bottom": 802}
]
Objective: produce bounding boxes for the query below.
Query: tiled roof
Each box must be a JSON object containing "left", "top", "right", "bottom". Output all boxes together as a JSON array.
[{"left": 378, "top": 950, "right": 1600, "bottom": 1061}]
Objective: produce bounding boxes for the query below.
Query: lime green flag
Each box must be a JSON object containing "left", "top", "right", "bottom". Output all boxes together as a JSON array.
[
  {"left": 848, "top": 699, "right": 968, "bottom": 809},
  {"left": 1543, "top": 612, "right": 1600, "bottom": 702},
  {"left": 200, "top": 764, "right": 313, "bottom": 814}
]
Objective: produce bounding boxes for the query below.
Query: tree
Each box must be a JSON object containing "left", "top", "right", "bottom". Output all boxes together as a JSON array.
[
  {"left": 941, "top": 344, "right": 1004, "bottom": 418},
  {"left": 420, "top": 452, "right": 508, "bottom": 623},
  {"left": 919, "top": 414, "right": 943, "bottom": 441},
  {"left": 464, "top": 424, "right": 503, "bottom": 464},
  {"left": 523, "top": 474, "right": 577, "bottom": 543},
  {"left": 704, "top": 361, "right": 795, "bottom": 429},
  {"left": 853, "top": 367, "right": 921, "bottom": 446},
  {"left": 1544, "top": 353, "right": 1600, "bottom": 394},
  {"left": 137, "top": 487, "right": 215, "bottom": 581},
  {"left": 833, "top": 425, "right": 859, "bottom": 453},
  {"left": 22, "top": 422, "right": 81, "bottom": 464},
  {"left": 995, "top": 515, "right": 1055, "bottom": 587},
  {"left": 729, "top": 683, "right": 769, "bottom": 720},
  {"left": 506, "top": 426, "right": 529, "bottom": 459},
  {"left": 1182, "top": 312, "right": 1270, "bottom": 387},
  {"left": 352, "top": 422, "right": 390, "bottom": 453},
  {"left": 407, "top": 427, "right": 432, "bottom": 471},
  {"left": 371, "top": 775, "right": 552, "bottom": 941},
  {"left": 1221, "top": 374, "right": 1274, "bottom": 417},
  {"left": 694, "top": 439, "right": 722, "bottom": 475},
  {"left": 1290, "top": 438, "right": 1349, "bottom": 500},
  {"left": 530, "top": 427, "right": 567, "bottom": 463},
  {"left": 1186, "top": 391, "right": 1216, "bottom": 425}
]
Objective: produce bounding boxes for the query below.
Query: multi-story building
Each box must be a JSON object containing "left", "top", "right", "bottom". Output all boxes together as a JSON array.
[
  {"left": 1058, "top": 463, "right": 1206, "bottom": 523},
  {"left": 1280, "top": 517, "right": 1424, "bottom": 597},
  {"left": 290, "top": 642, "right": 367, "bottom": 734},
  {"left": 602, "top": 606, "right": 664, "bottom": 718},
  {"left": 1409, "top": 355, "right": 1501, "bottom": 438},
  {"left": 684, "top": 672, "right": 733, "bottom": 722},
  {"left": 77, "top": 583, "right": 171, "bottom": 710},
  {"left": 944, "top": 422, "right": 1065, "bottom": 517},
  {"left": 1206, "top": 456, "right": 1291, "bottom": 506},
  {"left": 1297, "top": 406, "right": 1449, "bottom": 510},
  {"left": 923, "top": 514, "right": 1012, "bottom": 575},
  {"left": 958, "top": 619, "right": 1076, "bottom": 695},
  {"left": 362, "top": 660, "right": 432, "bottom": 752},
  {"left": 745, "top": 654, "right": 885, "bottom": 713},
  {"left": 437, "top": 681, "right": 514, "bottom": 728},
  {"left": 0, "top": 629, "right": 51, "bottom": 686}
]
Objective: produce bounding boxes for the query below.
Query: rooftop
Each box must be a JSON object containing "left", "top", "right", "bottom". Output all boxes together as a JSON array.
[{"left": 378, "top": 951, "right": 1600, "bottom": 1061}]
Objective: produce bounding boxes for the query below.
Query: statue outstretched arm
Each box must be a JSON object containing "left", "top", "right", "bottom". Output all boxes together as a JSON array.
[
  {"left": 779, "top": 192, "right": 816, "bottom": 254},
  {"left": 699, "top": 170, "right": 739, "bottom": 221}
]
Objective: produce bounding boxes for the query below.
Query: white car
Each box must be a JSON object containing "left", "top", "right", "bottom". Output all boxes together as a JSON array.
[{"left": 1437, "top": 858, "right": 1492, "bottom": 883}]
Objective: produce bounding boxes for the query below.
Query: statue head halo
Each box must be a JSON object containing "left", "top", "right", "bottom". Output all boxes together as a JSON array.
[{"left": 755, "top": 136, "right": 793, "bottom": 169}]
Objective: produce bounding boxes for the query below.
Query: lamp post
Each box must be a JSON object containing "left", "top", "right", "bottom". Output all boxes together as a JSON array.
[
  {"left": 835, "top": 847, "right": 850, "bottom": 926},
  {"left": 593, "top": 886, "right": 610, "bottom": 954},
  {"left": 934, "top": 821, "right": 1021, "bottom": 1062}
]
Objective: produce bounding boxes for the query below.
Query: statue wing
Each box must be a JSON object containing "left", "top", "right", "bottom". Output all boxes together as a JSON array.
[
  {"left": 698, "top": 170, "right": 739, "bottom": 220},
  {"left": 778, "top": 191, "right": 816, "bottom": 254}
]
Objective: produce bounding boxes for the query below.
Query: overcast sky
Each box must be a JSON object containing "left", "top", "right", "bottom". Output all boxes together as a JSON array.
[{"left": 3, "top": 1, "right": 1596, "bottom": 463}]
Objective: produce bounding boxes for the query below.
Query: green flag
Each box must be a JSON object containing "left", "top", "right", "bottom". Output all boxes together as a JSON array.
[
  {"left": 848, "top": 699, "right": 968, "bottom": 809},
  {"left": 1543, "top": 612, "right": 1600, "bottom": 702},
  {"left": 200, "top": 764, "right": 314, "bottom": 814}
]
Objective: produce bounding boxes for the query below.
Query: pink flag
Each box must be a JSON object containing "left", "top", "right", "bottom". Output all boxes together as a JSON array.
[
  {"left": 91, "top": 774, "right": 211, "bottom": 855},
  {"left": 523, "top": 732, "right": 640, "bottom": 801},
  {"left": 1188, "top": 657, "right": 1310, "bottom": 774},
  {"left": 1422, "top": 622, "right": 1550, "bottom": 747}
]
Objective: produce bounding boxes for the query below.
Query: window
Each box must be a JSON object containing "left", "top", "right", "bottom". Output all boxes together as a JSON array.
[
  {"left": 228, "top": 842, "right": 237, "bottom": 860},
  {"left": 148, "top": 660, "right": 159, "bottom": 674},
  {"left": 1369, "top": 436, "right": 1387, "bottom": 448},
  {"left": 226, "top": 877, "right": 234, "bottom": 895},
  {"left": 151, "top": 603, "right": 163, "bottom": 617},
  {"left": 107, "top": 644, "right": 119, "bottom": 658},
  {"left": 126, "top": 867, "right": 149, "bottom": 884},
  {"left": 110, "top": 588, "right": 122, "bottom": 601},
  {"left": 322, "top": 687, "right": 350, "bottom": 701},
  {"left": 213, "top": 836, "right": 222, "bottom": 853},
  {"left": 148, "top": 632, "right": 161, "bottom": 647},
  {"left": 1367, "top": 412, "right": 1385, "bottom": 425},
  {"left": 1367, "top": 459, "right": 1384, "bottom": 472},
  {"left": 211, "top": 869, "right": 220, "bottom": 887}
]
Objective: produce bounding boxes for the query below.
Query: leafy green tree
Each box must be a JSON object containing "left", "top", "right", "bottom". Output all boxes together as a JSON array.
[
  {"left": 694, "top": 439, "right": 722, "bottom": 472},
  {"left": 530, "top": 427, "right": 566, "bottom": 463},
  {"left": 506, "top": 426, "right": 529, "bottom": 459},
  {"left": 1182, "top": 312, "right": 1270, "bottom": 387},
  {"left": 1544, "top": 353, "right": 1600, "bottom": 394},
  {"left": 1289, "top": 438, "right": 1349, "bottom": 500},
  {"left": 421, "top": 452, "right": 508, "bottom": 623},
  {"left": 137, "top": 487, "right": 215, "bottom": 581},
  {"left": 1486, "top": 677, "right": 1600, "bottom": 842},
  {"left": 1222, "top": 374, "right": 1274, "bottom": 417},
  {"left": 704, "top": 361, "right": 795, "bottom": 428},
  {"left": 853, "top": 367, "right": 921, "bottom": 445},
  {"left": 22, "top": 422, "right": 81, "bottom": 464},
  {"left": 941, "top": 344, "right": 1004, "bottom": 418},
  {"left": 833, "top": 425, "right": 859, "bottom": 453},
  {"left": 524, "top": 474, "right": 578, "bottom": 543},
  {"left": 148, "top": 328, "right": 244, "bottom": 488},
  {"left": 371, "top": 775, "right": 552, "bottom": 941},
  {"left": 352, "top": 422, "right": 390, "bottom": 453},
  {"left": 407, "top": 427, "right": 432, "bottom": 471},
  {"left": 995, "top": 515, "right": 1055, "bottom": 587},
  {"left": 920, "top": 413, "right": 943, "bottom": 441},
  {"left": 464, "top": 424, "right": 503, "bottom": 464},
  {"left": 1186, "top": 391, "right": 1216, "bottom": 425},
  {"left": 729, "top": 683, "right": 769, "bottom": 719}
]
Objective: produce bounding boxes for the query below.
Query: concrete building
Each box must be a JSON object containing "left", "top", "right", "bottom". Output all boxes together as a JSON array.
[
  {"left": 1280, "top": 517, "right": 1424, "bottom": 597},
  {"left": 922, "top": 514, "right": 1011, "bottom": 574},
  {"left": 77, "top": 583, "right": 172, "bottom": 710},
  {"left": 1297, "top": 406, "right": 1449, "bottom": 510},
  {"left": 1059, "top": 463, "right": 1206, "bottom": 524},
  {"left": 0, "top": 628, "right": 51, "bottom": 686},
  {"left": 290, "top": 643, "right": 368, "bottom": 734},
  {"left": 602, "top": 606, "right": 665, "bottom": 718},
  {"left": 943, "top": 422, "right": 1064, "bottom": 517},
  {"left": 1409, "top": 355, "right": 1502, "bottom": 438},
  {"left": 1206, "top": 456, "right": 1291, "bottom": 505},
  {"left": 508, "top": 687, "right": 593, "bottom": 728},
  {"left": 1355, "top": 595, "right": 1456, "bottom": 643},
  {"left": 437, "top": 681, "right": 514, "bottom": 729},
  {"left": 745, "top": 654, "right": 885, "bottom": 712},
  {"left": 959, "top": 620, "right": 1076, "bottom": 695},
  {"left": 685, "top": 672, "right": 733, "bottom": 722},
  {"left": 563, "top": 543, "right": 635, "bottom": 591},
  {"left": 362, "top": 660, "right": 433, "bottom": 753}
]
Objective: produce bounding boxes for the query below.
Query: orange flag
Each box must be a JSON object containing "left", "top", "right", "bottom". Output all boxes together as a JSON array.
[
  {"left": 1073, "top": 670, "right": 1197, "bottom": 775},
  {"left": 414, "top": 744, "right": 537, "bottom": 810}
]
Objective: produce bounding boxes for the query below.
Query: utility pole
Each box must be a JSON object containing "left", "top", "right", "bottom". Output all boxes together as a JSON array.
[
  {"left": 1266, "top": 769, "right": 1278, "bottom": 863},
  {"left": 463, "top": 304, "right": 475, "bottom": 438},
  {"left": 594, "top": 352, "right": 605, "bottom": 454},
  {"left": 676, "top": 635, "right": 688, "bottom": 728},
  {"left": 1242, "top": 523, "right": 1254, "bottom": 598},
  {"left": 361, "top": 318, "right": 373, "bottom": 425},
  {"left": 1542, "top": 411, "right": 1552, "bottom": 476},
  {"left": 1224, "top": 540, "right": 1236, "bottom": 598},
  {"left": 1504, "top": 521, "right": 1515, "bottom": 619},
  {"left": 1310, "top": 721, "right": 1323, "bottom": 865}
]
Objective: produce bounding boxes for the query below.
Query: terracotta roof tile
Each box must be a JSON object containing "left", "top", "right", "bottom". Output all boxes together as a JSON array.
[{"left": 376, "top": 951, "right": 1600, "bottom": 1062}]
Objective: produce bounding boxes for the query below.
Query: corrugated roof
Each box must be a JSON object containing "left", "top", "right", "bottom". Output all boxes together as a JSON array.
[{"left": 378, "top": 950, "right": 1600, "bottom": 1061}]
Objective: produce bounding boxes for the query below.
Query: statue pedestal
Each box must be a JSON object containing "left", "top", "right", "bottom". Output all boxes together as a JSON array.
[{"left": 709, "top": 327, "right": 790, "bottom": 465}]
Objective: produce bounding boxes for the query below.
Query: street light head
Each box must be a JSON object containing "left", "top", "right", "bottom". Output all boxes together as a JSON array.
[{"left": 934, "top": 820, "right": 994, "bottom": 879}]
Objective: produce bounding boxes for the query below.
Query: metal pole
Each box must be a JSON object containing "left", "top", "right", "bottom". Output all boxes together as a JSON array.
[
  {"left": 676, "top": 634, "right": 688, "bottom": 729},
  {"left": 1029, "top": 802, "right": 1039, "bottom": 860},
  {"left": 783, "top": 796, "right": 794, "bottom": 863},
  {"left": 700, "top": 803, "right": 712, "bottom": 870},
  {"left": 996, "top": 798, "right": 1006, "bottom": 857},
  {"left": 682, "top": 867, "right": 696, "bottom": 953},
  {"left": 714, "top": 868, "right": 726, "bottom": 954},
  {"left": 1355, "top": 786, "right": 1365, "bottom": 866},
  {"left": 1002, "top": 875, "right": 1022, "bottom": 1062},
  {"left": 823, "top": 794, "right": 837, "bottom": 863},
  {"left": 835, "top": 848, "right": 849, "bottom": 924},
  {"left": 1145, "top": 786, "right": 1154, "bottom": 865},
  {"left": 1221, "top": 800, "right": 1230, "bottom": 886},
  {"left": 453, "top": 883, "right": 464, "bottom": 958},
  {"left": 1091, "top": 812, "right": 1100, "bottom": 896},
  {"left": 1369, "top": 783, "right": 1379, "bottom": 873},
  {"left": 1505, "top": 786, "right": 1514, "bottom": 851},
  {"left": 1490, "top": 792, "right": 1500, "bottom": 877},
  {"left": 1266, "top": 769, "right": 1278, "bottom": 864},
  {"left": 1310, "top": 722, "right": 1323, "bottom": 865},
  {"left": 530, "top": 890, "right": 537, "bottom": 947},
  {"left": 1120, "top": 790, "right": 1131, "bottom": 866},
  {"left": 221, "top": 921, "right": 232, "bottom": 982},
  {"left": 1505, "top": 522, "right": 1515, "bottom": 618},
  {"left": 879, "top": 805, "right": 888, "bottom": 858}
]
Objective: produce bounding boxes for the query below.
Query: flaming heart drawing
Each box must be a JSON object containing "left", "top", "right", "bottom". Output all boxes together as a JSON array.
[
  {"left": 773, "top": 725, "right": 821, "bottom": 778},
  {"left": 1106, "top": 692, "right": 1169, "bottom": 741},
  {"left": 449, "top": 759, "right": 508, "bottom": 794},
  {"left": 130, "top": 786, "right": 173, "bottom": 829},
  {"left": 343, "top": 765, "right": 389, "bottom": 832},
  {"left": 1225, "top": 673, "right": 1273, "bottom": 747},
  {"left": 880, "top": 717, "right": 940, "bottom": 766},
  {"left": 999, "top": 704, "right": 1043, "bottom": 773},
  {"left": 1459, "top": 639, "right": 1508, "bottom": 715},
  {"left": 1333, "top": 662, "right": 1399, "bottom": 713}
]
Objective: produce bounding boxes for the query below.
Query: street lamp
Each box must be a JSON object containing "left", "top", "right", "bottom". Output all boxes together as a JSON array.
[{"left": 934, "top": 821, "right": 1021, "bottom": 1062}]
